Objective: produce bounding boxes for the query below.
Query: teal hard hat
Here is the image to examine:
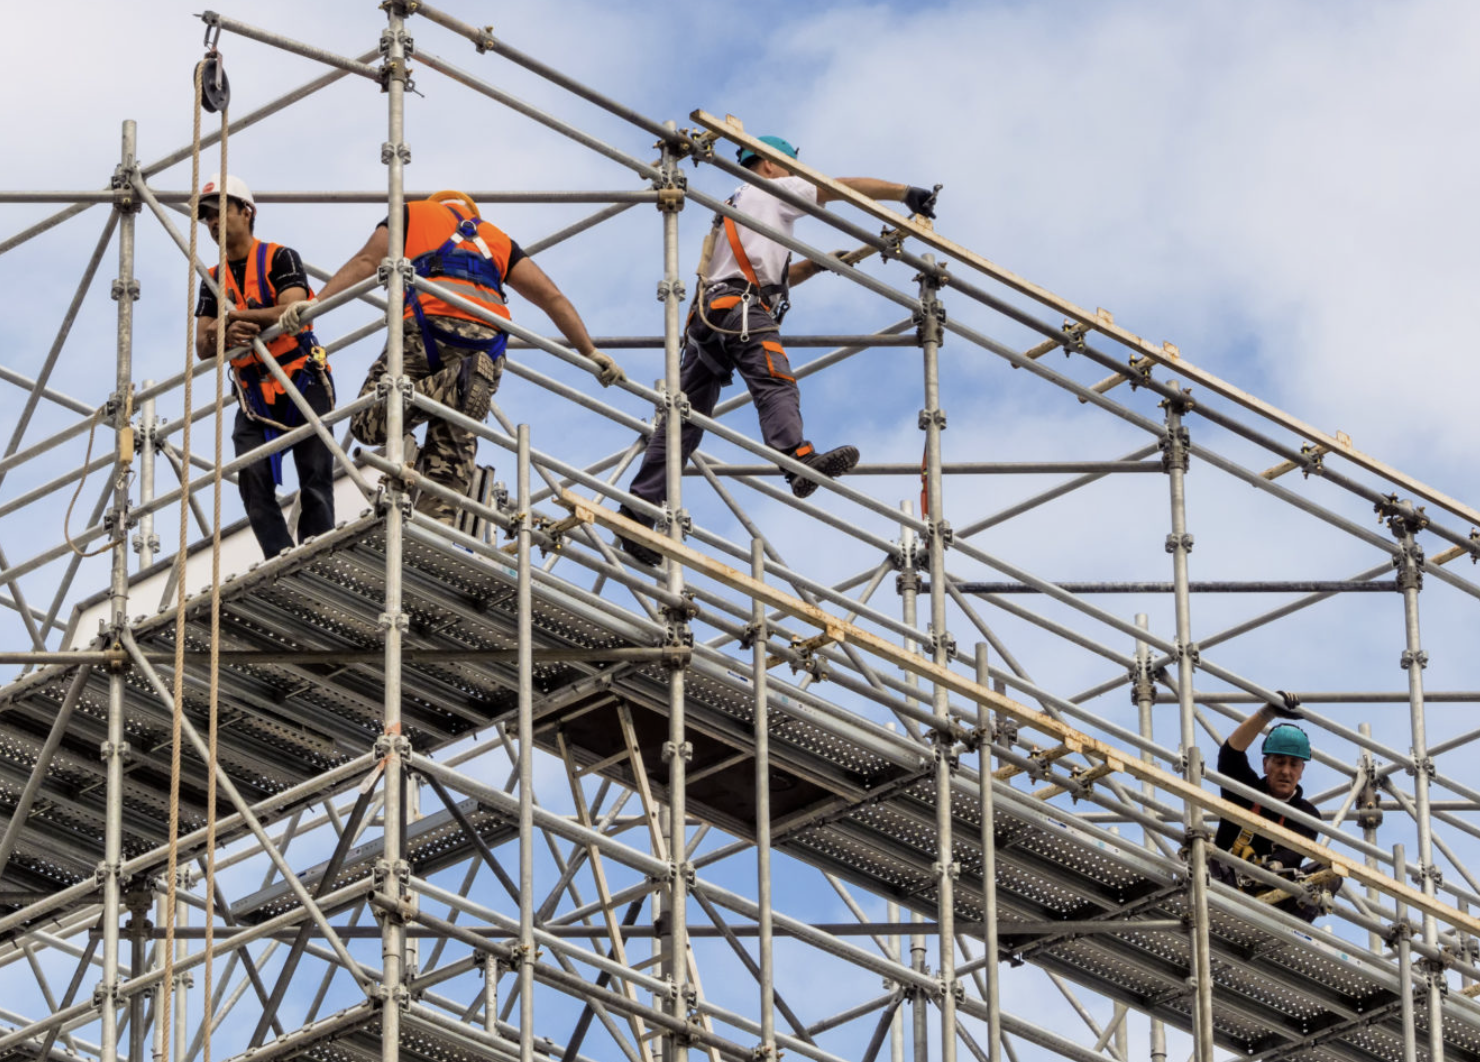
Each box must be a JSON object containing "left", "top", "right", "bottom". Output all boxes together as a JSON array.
[
  {"left": 1262, "top": 724, "right": 1311, "bottom": 761},
  {"left": 737, "top": 135, "right": 800, "bottom": 167}
]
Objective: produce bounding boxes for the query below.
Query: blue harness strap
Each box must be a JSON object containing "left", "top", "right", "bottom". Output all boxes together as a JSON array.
[
  {"left": 237, "top": 332, "right": 328, "bottom": 486},
  {"left": 405, "top": 213, "right": 508, "bottom": 372}
]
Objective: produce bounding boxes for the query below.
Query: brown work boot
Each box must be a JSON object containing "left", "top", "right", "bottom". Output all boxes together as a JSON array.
[
  {"left": 786, "top": 445, "right": 859, "bottom": 499},
  {"left": 457, "top": 351, "right": 500, "bottom": 422}
]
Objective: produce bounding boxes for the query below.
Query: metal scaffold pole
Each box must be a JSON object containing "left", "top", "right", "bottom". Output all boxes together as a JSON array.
[
  {"left": 918, "top": 257, "right": 957, "bottom": 1062},
  {"left": 657, "top": 121, "right": 692, "bottom": 1062},
  {"left": 752, "top": 539, "right": 776, "bottom": 1062},
  {"left": 1392, "top": 506, "right": 1447, "bottom": 1062},
  {"left": 517, "top": 423, "right": 536, "bottom": 1062},
  {"left": 1162, "top": 386, "right": 1215, "bottom": 1061},
  {"left": 379, "top": 7, "right": 412, "bottom": 1062},
  {"left": 1133, "top": 615, "right": 1167, "bottom": 1062},
  {"left": 99, "top": 117, "right": 141, "bottom": 1062},
  {"left": 976, "top": 644, "right": 1001, "bottom": 1062}
]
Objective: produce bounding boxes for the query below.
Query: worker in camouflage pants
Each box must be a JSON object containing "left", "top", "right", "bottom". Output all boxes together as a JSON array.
[
  {"left": 282, "top": 192, "right": 622, "bottom": 526},
  {"left": 349, "top": 318, "right": 505, "bottom": 523}
]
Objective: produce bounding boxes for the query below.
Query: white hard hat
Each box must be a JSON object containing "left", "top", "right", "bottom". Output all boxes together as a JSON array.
[{"left": 201, "top": 173, "right": 254, "bottom": 210}]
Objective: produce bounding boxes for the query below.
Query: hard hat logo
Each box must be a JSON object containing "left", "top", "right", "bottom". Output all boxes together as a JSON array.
[{"left": 1262, "top": 724, "right": 1312, "bottom": 761}]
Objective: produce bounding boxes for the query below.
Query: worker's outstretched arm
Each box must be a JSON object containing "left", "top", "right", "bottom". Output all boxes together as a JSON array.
[
  {"left": 821, "top": 179, "right": 939, "bottom": 219},
  {"left": 269, "top": 227, "right": 389, "bottom": 336},
  {"left": 317, "top": 227, "right": 389, "bottom": 304},
  {"left": 505, "top": 257, "right": 624, "bottom": 387},
  {"left": 1227, "top": 705, "right": 1277, "bottom": 752}
]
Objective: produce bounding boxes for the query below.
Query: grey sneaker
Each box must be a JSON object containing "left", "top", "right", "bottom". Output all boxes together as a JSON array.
[
  {"left": 786, "top": 445, "right": 859, "bottom": 499},
  {"left": 458, "top": 351, "right": 500, "bottom": 422},
  {"left": 615, "top": 504, "right": 663, "bottom": 567}
]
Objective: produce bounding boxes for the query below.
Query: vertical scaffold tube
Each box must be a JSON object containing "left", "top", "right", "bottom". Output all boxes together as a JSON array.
[
  {"left": 752, "top": 540, "right": 776, "bottom": 1060},
  {"left": 1391, "top": 510, "right": 1445, "bottom": 1062},
  {"left": 1359, "top": 721, "right": 1383, "bottom": 956},
  {"left": 1162, "top": 387, "right": 1214, "bottom": 1060},
  {"left": 1395, "top": 842, "right": 1418, "bottom": 1062},
  {"left": 1134, "top": 615, "right": 1166, "bottom": 1062},
  {"left": 975, "top": 645, "right": 1001, "bottom": 1062},
  {"left": 379, "top": 9, "right": 411, "bottom": 1062},
  {"left": 100, "top": 117, "right": 139, "bottom": 1062},
  {"left": 657, "top": 124, "right": 691, "bottom": 1062},
  {"left": 896, "top": 503, "right": 928, "bottom": 1062},
  {"left": 517, "top": 425, "right": 535, "bottom": 1062},
  {"left": 918, "top": 258, "right": 956, "bottom": 1062}
]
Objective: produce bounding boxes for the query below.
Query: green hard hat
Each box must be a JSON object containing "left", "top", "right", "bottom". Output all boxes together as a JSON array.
[
  {"left": 1262, "top": 724, "right": 1311, "bottom": 761},
  {"left": 738, "top": 135, "right": 800, "bottom": 167}
]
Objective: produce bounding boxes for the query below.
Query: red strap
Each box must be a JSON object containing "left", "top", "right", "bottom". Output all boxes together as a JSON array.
[
  {"left": 1249, "top": 802, "right": 1286, "bottom": 829},
  {"left": 722, "top": 217, "right": 763, "bottom": 289}
]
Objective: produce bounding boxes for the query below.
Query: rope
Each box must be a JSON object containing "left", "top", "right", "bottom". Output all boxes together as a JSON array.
[
  {"left": 202, "top": 77, "right": 230, "bottom": 1062},
  {"left": 159, "top": 55, "right": 228, "bottom": 1062},
  {"left": 63, "top": 408, "right": 127, "bottom": 558}
]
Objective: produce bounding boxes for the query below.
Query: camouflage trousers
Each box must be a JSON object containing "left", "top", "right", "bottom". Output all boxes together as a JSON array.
[{"left": 351, "top": 316, "right": 504, "bottom": 524}]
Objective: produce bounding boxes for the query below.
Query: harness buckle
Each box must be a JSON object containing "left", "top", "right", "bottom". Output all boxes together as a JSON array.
[{"left": 739, "top": 292, "right": 752, "bottom": 342}]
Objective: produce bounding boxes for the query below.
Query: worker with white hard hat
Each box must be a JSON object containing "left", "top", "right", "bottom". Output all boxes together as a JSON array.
[{"left": 195, "top": 173, "right": 336, "bottom": 558}]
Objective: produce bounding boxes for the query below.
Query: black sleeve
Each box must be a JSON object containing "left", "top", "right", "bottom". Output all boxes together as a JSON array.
[
  {"left": 196, "top": 278, "right": 217, "bottom": 320},
  {"left": 267, "top": 245, "right": 310, "bottom": 299},
  {"left": 375, "top": 207, "right": 410, "bottom": 232},
  {"left": 506, "top": 239, "right": 527, "bottom": 275},
  {"left": 1217, "top": 740, "right": 1262, "bottom": 791}
]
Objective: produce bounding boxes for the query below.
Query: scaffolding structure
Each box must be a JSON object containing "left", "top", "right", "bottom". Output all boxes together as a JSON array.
[{"left": 3, "top": 6, "right": 1480, "bottom": 1062}]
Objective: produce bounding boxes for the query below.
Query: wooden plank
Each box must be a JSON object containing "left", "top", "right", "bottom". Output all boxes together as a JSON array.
[
  {"left": 690, "top": 110, "right": 1480, "bottom": 533},
  {"left": 562, "top": 490, "right": 1480, "bottom": 939}
]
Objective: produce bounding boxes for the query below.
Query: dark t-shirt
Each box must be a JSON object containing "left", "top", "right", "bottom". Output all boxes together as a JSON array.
[
  {"left": 1214, "top": 740, "right": 1321, "bottom": 869},
  {"left": 195, "top": 244, "right": 309, "bottom": 319},
  {"left": 380, "top": 210, "right": 527, "bottom": 275}
]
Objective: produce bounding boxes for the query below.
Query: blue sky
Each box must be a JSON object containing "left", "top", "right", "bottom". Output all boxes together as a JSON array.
[{"left": 3, "top": 2, "right": 1480, "bottom": 1061}]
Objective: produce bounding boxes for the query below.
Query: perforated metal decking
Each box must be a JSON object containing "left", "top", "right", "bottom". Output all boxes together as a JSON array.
[{"left": 2, "top": 518, "right": 1477, "bottom": 1061}]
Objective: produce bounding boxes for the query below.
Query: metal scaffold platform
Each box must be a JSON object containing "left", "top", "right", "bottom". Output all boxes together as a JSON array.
[{"left": 2, "top": 5, "right": 1480, "bottom": 1062}]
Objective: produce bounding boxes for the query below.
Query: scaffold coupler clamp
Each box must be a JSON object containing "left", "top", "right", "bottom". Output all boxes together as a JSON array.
[
  {"left": 378, "top": 26, "right": 416, "bottom": 94},
  {"left": 930, "top": 727, "right": 961, "bottom": 768},
  {"left": 913, "top": 299, "right": 946, "bottom": 347},
  {"left": 1158, "top": 423, "right": 1190, "bottom": 473},
  {"left": 1128, "top": 656, "right": 1158, "bottom": 706},
  {"left": 655, "top": 180, "right": 687, "bottom": 215},
  {"left": 103, "top": 639, "right": 130, "bottom": 674}
]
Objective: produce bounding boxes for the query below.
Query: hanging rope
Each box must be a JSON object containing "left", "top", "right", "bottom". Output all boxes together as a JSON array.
[
  {"left": 202, "top": 55, "right": 230, "bottom": 1062},
  {"left": 160, "top": 43, "right": 230, "bottom": 1062},
  {"left": 63, "top": 408, "right": 128, "bottom": 558}
]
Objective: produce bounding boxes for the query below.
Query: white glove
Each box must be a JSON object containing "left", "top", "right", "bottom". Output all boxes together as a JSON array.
[
  {"left": 278, "top": 298, "right": 316, "bottom": 335},
  {"left": 589, "top": 350, "right": 625, "bottom": 388}
]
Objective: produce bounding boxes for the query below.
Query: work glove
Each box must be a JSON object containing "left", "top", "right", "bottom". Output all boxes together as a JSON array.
[
  {"left": 589, "top": 351, "right": 625, "bottom": 388},
  {"left": 903, "top": 184, "right": 940, "bottom": 220},
  {"left": 1267, "top": 690, "right": 1303, "bottom": 719},
  {"left": 278, "top": 298, "right": 316, "bottom": 335}
]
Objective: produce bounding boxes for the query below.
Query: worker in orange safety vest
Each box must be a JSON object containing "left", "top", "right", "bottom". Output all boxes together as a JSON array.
[{"left": 195, "top": 174, "right": 335, "bottom": 559}]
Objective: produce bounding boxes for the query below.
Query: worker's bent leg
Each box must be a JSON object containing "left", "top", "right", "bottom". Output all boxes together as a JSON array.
[
  {"left": 349, "top": 322, "right": 437, "bottom": 446},
  {"left": 232, "top": 409, "right": 294, "bottom": 558},
  {"left": 416, "top": 343, "right": 504, "bottom": 525},
  {"left": 628, "top": 338, "right": 726, "bottom": 506},
  {"left": 731, "top": 330, "right": 805, "bottom": 455},
  {"left": 290, "top": 368, "right": 337, "bottom": 542}
]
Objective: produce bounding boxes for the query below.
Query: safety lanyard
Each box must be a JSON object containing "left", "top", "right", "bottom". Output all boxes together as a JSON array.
[{"left": 1230, "top": 801, "right": 1286, "bottom": 862}]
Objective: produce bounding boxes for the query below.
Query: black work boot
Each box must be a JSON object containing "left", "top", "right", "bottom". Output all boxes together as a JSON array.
[
  {"left": 786, "top": 445, "right": 859, "bottom": 499},
  {"left": 615, "top": 504, "right": 663, "bottom": 567}
]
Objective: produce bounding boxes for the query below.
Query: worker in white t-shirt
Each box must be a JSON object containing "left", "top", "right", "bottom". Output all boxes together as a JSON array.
[{"left": 618, "top": 135, "right": 939, "bottom": 565}]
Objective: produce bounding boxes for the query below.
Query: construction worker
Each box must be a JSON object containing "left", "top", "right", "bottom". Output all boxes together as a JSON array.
[
  {"left": 616, "top": 135, "right": 939, "bottom": 566},
  {"left": 1212, "top": 695, "right": 1335, "bottom": 921},
  {"left": 282, "top": 191, "right": 623, "bottom": 526},
  {"left": 195, "top": 174, "right": 336, "bottom": 559}
]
